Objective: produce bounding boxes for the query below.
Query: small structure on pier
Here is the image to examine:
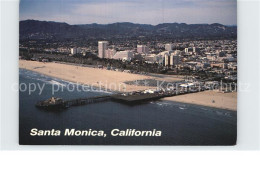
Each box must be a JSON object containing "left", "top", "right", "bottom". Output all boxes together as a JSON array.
[{"left": 35, "top": 97, "right": 66, "bottom": 110}]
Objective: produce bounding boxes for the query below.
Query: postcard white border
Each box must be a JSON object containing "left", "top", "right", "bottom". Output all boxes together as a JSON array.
[{"left": 0, "top": 0, "right": 260, "bottom": 150}]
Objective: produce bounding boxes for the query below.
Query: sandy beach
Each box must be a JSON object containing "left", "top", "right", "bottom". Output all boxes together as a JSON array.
[
  {"left": 20, "top": 60, "right": 152, "bottom": 92},
  {"left": 19, "top": 60, "right": 237, "bottom": 110},
  {"left": 163, "top": 90, "right": 237, "bottom": 111},
  {"left": 19, "top": 60, "right": 183, "bottom": 92}
]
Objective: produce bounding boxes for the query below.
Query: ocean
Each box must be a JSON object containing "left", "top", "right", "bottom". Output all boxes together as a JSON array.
[{"left": 19, "top": 69, "right": 237, "bottom": 145}]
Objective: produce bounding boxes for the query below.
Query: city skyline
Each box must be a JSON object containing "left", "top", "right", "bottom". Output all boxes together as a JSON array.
[{"left": 20, "top": 0, "right": 237, "bottom": 25}]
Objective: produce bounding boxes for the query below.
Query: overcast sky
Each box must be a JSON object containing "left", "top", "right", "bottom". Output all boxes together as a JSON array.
[{"left": 20, "top": 0, "right": 237, "bottom": 25}]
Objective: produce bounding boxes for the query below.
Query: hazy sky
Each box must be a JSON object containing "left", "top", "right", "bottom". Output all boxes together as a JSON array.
[{"left": 20, "top": 0, "right": 237, "bottom": 25}]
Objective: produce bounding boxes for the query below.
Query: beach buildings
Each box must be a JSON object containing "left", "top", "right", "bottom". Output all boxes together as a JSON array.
[
  {"left": 71, "top": 47, "right": 81, "bottom": 55},
  {"left": 164, "top": 53, "right": 170, "bottom": 67},
  {"left": 71, "top": 47, "right": 77, "bottom": 55},
  {"left": 113, "top": 51, "right": 133, "bottom": 61},
  {"left": 164, "top": 53, "right": 180, "bottom": 67},
  {"left": 98, "top": 41, "right": 109, "bottom": 58},
  {"left": 98, "top": 41, "right": 133, "bottom": 61},
  {"left": 170, "top": 55, "right": 180, "bottom": 65}
]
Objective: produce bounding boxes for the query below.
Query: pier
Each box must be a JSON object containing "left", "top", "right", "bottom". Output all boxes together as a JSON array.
[
  {"left": 65, "top": 95, "right": 112, "bottom": 106},
  {"left": 36, "top": 88, "right": 202, "bottom": 110},
  {"left": 111, "top": 93, "right": 166, "bottom": 104}
]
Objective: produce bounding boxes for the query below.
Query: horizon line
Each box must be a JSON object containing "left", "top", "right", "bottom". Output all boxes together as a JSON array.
[{"left": 19, "top": 19, "right": 237, "bottom": 27}]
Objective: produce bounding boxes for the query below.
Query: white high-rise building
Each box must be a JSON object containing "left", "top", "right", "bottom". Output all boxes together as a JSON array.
[
  {"left": 76, "top": 48, "right": 81, "bottom": 54},
  {"left": 164, "top": 53, "right": 170, "bottom": 66},
  {"left": 170, "top": 54, "right": 180, "bottom": 65},
  {"left": 165, "top": 53, "right": 180, "bottom": 67},
  {"left": 71, "top": 47, "right": 77, "bottom": 55},
  {"left": 98, "top": 41, "right": 109, "bottom": 58},
  {"left": 165, "top": 44, "right": 173, "bottom": 51},
  {"left": 71, "top": 47, "right": 82, "bottom": 55}
]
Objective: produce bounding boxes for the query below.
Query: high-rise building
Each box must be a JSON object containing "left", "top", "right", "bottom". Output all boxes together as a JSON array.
[
  {"left": 76, "top": 48, "right": 81, "bottom": 54},
  {"left": 137, "top": 45, "right": 149, "bottom": 54},
  {"left": 164, "top": 53, "right": 180, "bottom": 67},
  {"left": 98, "top": 41, "right": 109, "bottom": 58},
  {"left": 170, "top": 54, "right": 180, "bottom": 65},
  {"left": 71, "top": 47, "right": 77, "bottom": 55},
  {"left": 164, "top": 54, "right": 170, "bottom": 67},
  {"left": 165, "top": 44, "right": 173, "bottom": 51},
  {"left": 71, "top": 47, "right": 82, "bottom": 55}
]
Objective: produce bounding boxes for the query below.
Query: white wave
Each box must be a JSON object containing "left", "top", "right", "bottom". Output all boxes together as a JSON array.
[
  {"left": 216, "top": 111, "right": 224, "bottom": 116},
  {"left": 153, "top": 102, "right": 171, "bottom": 107},
  {"left": 47, "top": 80, "right": 67, "bottom": 87},
  {"left": 224, "top": 112, "right": 232, "bottom": 117},
  {"left": 179, "top": 107, "right": 187, "bottom": 110}
]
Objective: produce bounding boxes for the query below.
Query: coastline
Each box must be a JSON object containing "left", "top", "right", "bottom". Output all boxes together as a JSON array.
[
  {"left": 20, "top": 60, "right": 167, "bottom": 92},
  {"left": 19, "top": 60, "right": 237, "bottom": 111},
  {"left": 162, "top": 91, "right": 237, "bottom": 111}
]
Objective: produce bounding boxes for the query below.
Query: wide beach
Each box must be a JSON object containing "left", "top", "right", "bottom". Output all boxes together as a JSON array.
[
  {"left": 19, "top": 60, "right": 237, "bottom": 111},
  {"left": 19, "top": 60, "right": 183, "bottom": 91}
]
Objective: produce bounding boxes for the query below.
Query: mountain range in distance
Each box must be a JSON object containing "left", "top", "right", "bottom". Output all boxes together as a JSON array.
[{"left": 20, "top": 20, "right": 237, "bottom": 40}]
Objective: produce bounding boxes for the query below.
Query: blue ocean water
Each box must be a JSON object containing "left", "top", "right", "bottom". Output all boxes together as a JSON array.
[{"left": 19, "top": 69, "right": 237, "bottom": 145}]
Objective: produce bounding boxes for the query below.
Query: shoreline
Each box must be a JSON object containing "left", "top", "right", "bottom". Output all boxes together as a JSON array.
[
  {"left": 19, "top": 60, "right": 237, "bottom": 111},
  {"left": 20, "top": 60, "right": 167, "bottom": 92},
  {"left": 162, "top": 90, "right": 237, "bottom": 111},
  {"left": 20, "top": 68, "right": 118, "bottom": 94},
  {"left": 162, "top": 94, "right": 237, "bottom": 112}
]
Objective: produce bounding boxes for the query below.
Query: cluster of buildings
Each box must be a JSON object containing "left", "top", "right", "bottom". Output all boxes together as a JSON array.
[
  {"left": 20, "top": 37, "right": 236, "bottom": 81},
  {"left": 97, "top": 41, "right": 181, "bottom": 66},
  {"left": 97, "top": 41, "right": 185, "bottom": 67},
  {"left": 95, "top": 39, "right": 237, "bottom": 80},
  {"left": 98, "top": 41, "right": 134, "bottom": 61},
  {"left": 70, "top": 47, "right": 82, "bottom": 55}
]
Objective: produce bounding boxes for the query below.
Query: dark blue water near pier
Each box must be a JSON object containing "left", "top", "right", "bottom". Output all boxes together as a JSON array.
[{"left": 19, "top": 69, "right": 237, "bottom": 145}]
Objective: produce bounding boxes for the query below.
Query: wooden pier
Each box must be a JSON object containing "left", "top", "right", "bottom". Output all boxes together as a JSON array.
[
  {"left": 65, "top": 95, "right": 112, "bottom": 107},
  {"left": 36, "top": 89, "right": 202, "bottom": 110},
  {"left": 111, "top": 93, "right": 165, "bottom": 104}
]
